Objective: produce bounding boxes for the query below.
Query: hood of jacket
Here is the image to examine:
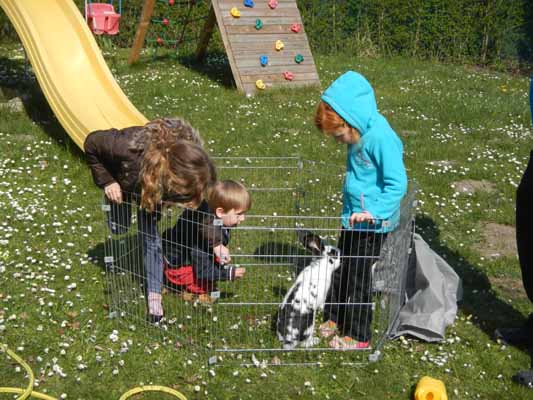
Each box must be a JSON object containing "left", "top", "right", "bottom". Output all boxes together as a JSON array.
[{"left": 321, "top": 71, "right": 378, "bottom": 137}]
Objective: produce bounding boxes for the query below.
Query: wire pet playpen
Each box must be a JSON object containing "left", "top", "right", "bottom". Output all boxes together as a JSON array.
[{"left": 102, "top": 157, "right": 415, "bottom": 366}]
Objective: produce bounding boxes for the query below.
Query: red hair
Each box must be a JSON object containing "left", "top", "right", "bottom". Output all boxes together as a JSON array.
[{"left": 314, "top": 101, "right": 358, "bottom": 139}]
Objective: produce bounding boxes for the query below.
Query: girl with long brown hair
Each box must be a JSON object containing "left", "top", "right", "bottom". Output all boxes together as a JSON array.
[{"left": 84, "top": 117, "right": 216, "bottom": 323}]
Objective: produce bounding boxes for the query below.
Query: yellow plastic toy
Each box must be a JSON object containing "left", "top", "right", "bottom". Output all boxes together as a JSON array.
[
  {"left": 255, "top": 80, "right": 266, "bottom": 90},
  {"left": 275, "top": 39, "right": 284, "bottom": 51},
  {"left": 414, "top": 376, "right": 448, "bottom": 400},
  {"left": 230, "top": 7, "right": 240, "bottom": 18}
]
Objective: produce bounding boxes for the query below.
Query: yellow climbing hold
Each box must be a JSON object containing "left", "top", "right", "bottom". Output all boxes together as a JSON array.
[
  {"left": 256, "top": 80, "right": 266, "bottom": 90},
  {"left": 230, "top": 7, "right": 241, "bottom": 17},
  {"left": 275, "top": 40, "right": 284, "bottom": 51}
]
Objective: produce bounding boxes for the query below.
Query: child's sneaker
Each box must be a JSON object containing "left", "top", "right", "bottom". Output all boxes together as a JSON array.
[
  {"left": 328, "top": 335, "right": 370, "bottom": 350},
  {"left": 180, "top": 292, "right": 195, "bottom": 302},
  {"left": 198, "top": 294, "right": 215, "bottom": 305},
  {"left": 319, "top": 320, "right": 338, "bottom": 338}
]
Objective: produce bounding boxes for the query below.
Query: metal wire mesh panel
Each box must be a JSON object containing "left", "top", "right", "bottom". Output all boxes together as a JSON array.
[{"left": 102, "top": 158, "right": 415, "bottom": 366}]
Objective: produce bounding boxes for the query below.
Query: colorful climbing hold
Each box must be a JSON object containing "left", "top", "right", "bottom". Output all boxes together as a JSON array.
[
  {"left": 230, "top": 7, "right": 241, "bottom": 18},
  {"left": 162, "top": 18, "right": 169, "bottom": 26},
  {"left": 268, "top": 0, "right": 278, "bottom": 9},
  {"left": 294, "top": 54, "right": 304, "bottom": 64},
  {"left": 156, "top": 37, "right": 164, "bottom": 45},
  {"left": 168, "top": 0, "right": 175, "bottom": 5},
  {"left": 283, "top": 71, "right": 294, "bottom": 81},
  {"left": 255, "top": 19, "right": 263, "bottom": 30},
  {"left": 243, "top": 0, "right": 255, "bottom": 7},
  {"left": 290, "top": 23, "right": 301, "bottom": 33},
  {"left": 275, "top": 40, "right": 284, "bottom": 51},
  {"left": 260, "top": 55, "right": 269, "bottom": 67},
  {"left": 256, "top": 80, "right": 266, "bottom": 90}
]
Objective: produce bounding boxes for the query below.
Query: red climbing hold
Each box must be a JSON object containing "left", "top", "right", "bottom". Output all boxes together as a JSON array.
[
  {"left": 283, "top": 71, "right": 294, "bottom": 81},
  {"left": 268, "top": 0, "right": 278, "bottom": 9},
  {"left": 291, "top": 23, "right": 301, "bottom": 33},
  {"left": 162, "top": 18, "right": 169, "bottom": 26},
  {"left": 168, "top": 0, "right": 175, "bottom": 5},
  {"left": 157, "top": 37, "right": 164, "bottom": 45}
]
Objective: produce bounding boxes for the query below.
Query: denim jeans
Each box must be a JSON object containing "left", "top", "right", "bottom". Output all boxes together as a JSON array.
[{"left": 106, "top": 195, "right": 163, "bottom": 294}]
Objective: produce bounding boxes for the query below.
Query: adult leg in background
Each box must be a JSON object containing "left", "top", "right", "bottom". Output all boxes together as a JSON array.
[{"left": 512, "top": 150, "right": 533, "bottom": 388}]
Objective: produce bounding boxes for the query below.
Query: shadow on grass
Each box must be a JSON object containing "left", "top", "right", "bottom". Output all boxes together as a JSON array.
[
  {"left": 87, "top": 235, "right": 147, "bottom": 291},
  {"left": 125, "top": 49, "right": 235, "bottom": 89},
  {"left": 416, "top": 214, "right": 528, "bottom": 346},
  {"left": 0, "top": 56, "right": 84, "bottom": 158},
  {"left": 177, "top": 50, "right": 235, "bottom": 89}
]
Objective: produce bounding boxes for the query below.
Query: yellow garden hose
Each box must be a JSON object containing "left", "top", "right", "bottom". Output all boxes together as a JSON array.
[{"left": 1, "top": 344, "right": 188, "bottom": 400}]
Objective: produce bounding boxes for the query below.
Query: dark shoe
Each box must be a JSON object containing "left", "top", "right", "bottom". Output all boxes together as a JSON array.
[
  {"left": 495, "top": 326, "right": 530, "bottom": 346},
  {"left": 512, "top": 369, "right": 533, "bottom": 389},
  {"left": 148, "top": 314, "right": 163, "bottom": 325}
]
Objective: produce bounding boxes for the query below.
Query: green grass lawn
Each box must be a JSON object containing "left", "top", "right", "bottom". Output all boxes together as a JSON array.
[{"left": 0, "top": 43, "right": 532, "bottom": 399}]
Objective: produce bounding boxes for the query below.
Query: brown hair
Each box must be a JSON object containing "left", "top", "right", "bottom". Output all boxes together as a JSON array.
[
  {"left": 144, "top": 118, "right": 204, "bottom": 146},
  {"left": 314, "top": 101, "right": 359, "bottom": 139},
  {"left": 207, "top": 180, "right": 251, "bottom": 213},
  {"left": 139, "top": 119, "right": 216, "bottom": 212}
]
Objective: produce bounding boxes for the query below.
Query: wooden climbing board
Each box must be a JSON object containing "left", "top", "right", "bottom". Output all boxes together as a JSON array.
[{"left": 210, "top": 0, "right": 320, "bottom": 95}]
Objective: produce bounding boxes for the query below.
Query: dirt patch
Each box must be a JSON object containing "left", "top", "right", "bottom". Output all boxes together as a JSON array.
[
  {"left": 475, "top": 222, "right": 517, "bottom": 259},
  {"left": 452, "top": 179, "right": 496, "bottom": 195},
  {"left": 489, "top": 276, "right": 527, "bottom": 301}
]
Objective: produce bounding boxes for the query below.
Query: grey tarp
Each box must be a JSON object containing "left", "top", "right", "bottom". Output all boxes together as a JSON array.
[{"left": 389, "top": 233, "right": 463, "bottom": 342}]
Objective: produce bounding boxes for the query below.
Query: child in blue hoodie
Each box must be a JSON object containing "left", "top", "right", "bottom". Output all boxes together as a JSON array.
[{"left": 314, "top": 71, "right": 407, "bottom": 349}]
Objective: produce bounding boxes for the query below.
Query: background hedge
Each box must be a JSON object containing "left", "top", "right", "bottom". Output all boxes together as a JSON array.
[{"left": 1, "top": 0, "right": 532, "bottom": 66}]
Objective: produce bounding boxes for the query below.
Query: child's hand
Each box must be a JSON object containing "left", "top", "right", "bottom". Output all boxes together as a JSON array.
[
  {"left": 104, "top": 182, "right": 123, "bottom": 203},
  {"left": 214, "top": 244, "right": 231, "bottom": 264},
  {"left": 234, "top": 267, "right": 246, "bottom": 278},
  {"left": 349, "top": 211, "right": 374, "bottom": 226}
]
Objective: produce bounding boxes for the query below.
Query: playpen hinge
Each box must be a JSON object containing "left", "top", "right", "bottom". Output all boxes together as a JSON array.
[{"left": 101, "top": 204, "right": 111, "bottom": 212}]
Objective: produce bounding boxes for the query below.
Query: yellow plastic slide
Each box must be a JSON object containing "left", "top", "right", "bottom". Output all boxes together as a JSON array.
[{"left": 0, "top": 0, "right": 148, "bottom": 150}]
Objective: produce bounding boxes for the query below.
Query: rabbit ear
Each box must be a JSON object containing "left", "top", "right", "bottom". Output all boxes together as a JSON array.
[{"left": 298, "top": 230, "right": 324, "bottom": 255}]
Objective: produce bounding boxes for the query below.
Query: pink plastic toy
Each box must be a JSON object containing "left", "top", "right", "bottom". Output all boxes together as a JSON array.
[
  {"left": 85, "top": 3, "right": 120, "bottom": 35},
  {"left": 268, "top": 0, "right": 279, "bottom": 9}
]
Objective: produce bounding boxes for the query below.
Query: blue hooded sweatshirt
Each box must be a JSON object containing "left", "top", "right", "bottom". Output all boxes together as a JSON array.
[{"left": 321, "top": 71, "right": 407, "bottom": 232}]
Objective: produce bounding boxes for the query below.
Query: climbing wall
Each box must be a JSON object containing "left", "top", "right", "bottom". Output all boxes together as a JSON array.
[{"left": 212, "top": 0, "right": 320, "bottom": 95}]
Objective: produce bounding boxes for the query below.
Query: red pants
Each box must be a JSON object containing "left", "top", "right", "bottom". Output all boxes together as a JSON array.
[{"left": 164, "top": 265, "right": 216, "bottom": 294}]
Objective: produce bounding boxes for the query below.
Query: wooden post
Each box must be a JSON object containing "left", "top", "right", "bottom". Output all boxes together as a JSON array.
[
  {"left": 195, "top": 5, "right": 217, "bottom": 62},
  {"left": 128, "top": 0, "right": 157, "bottom": 65}
]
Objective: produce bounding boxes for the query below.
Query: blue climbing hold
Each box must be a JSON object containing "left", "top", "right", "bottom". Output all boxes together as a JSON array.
[
  {"left": 260, "top": 55, "right": 268, "bottom": 67},
  {"left": 244, "top": 0, "right": 254, "bottom": 7}
]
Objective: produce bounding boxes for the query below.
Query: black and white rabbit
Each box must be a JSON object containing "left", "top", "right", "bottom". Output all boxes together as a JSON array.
[{"left": 277, "top": 231, "right": 342, "bottom": 350}]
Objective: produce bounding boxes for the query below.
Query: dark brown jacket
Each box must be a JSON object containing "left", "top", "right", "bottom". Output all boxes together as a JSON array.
[{"left": 84, "top": 126, "right": 150, "bottom": 194}]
